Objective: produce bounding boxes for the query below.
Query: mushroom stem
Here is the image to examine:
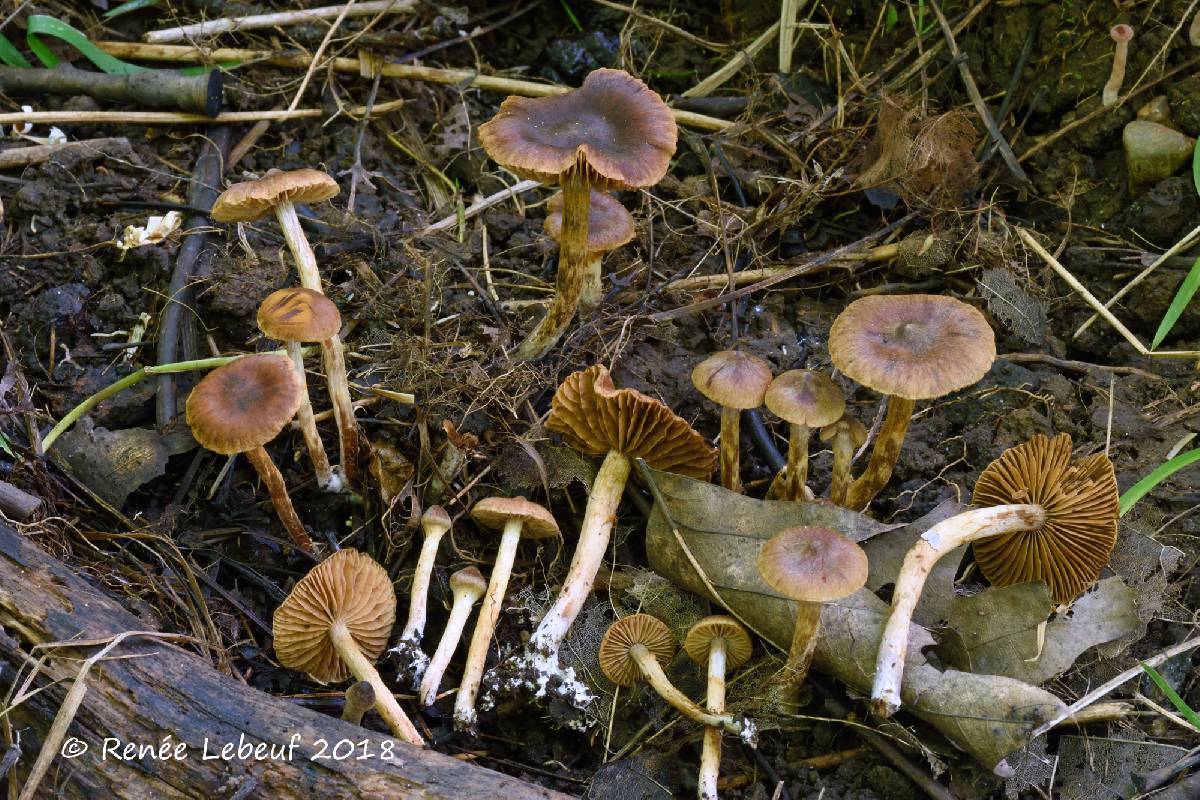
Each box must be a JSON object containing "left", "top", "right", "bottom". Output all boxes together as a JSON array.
[
  {"left": 242, "top": 445, "right": 314, "bottom": 554},
  {"left": 341, "top": 681, "right": 375, "bottom": 726},
  {"left": 513, "top": 161, "right": 590, "bottom": 360},
  {"left": 529, "top": 449, "right": 631, "bottom": 658},
  {"left": 578, "top": 253, "right": 604, "bottom": 312},
  {"left": 829, "top": 432, "right": 856, "bottom": 505},
  {"left": 329, "top": 620, "right": 425, "bottom": 745},
  {"left": 782, "top": 600, "right": 821, "bottom": 689},
  {"left": 420, "top": 578, "right": 484, "bottom": 707},
  {"left": 399, "top": 524, "right": 447, "bottom": 644},
  {"left": 783, "top": 422, "right": 811, "bottom": 501},
  {"left": 718, "top": 406, "right": 742, "bottom": 493},
  {"left": 322, "top": 334, "right": 359, "bottom": 487},
  {"left": 629, "top": 643, "right": 743, "bottom": 736},
  {"left": 285, "top": 340, "right": 337, "bottom": 491},
  {"left": 871, "top": 503, "right": 1047, "bottom": 718},
  {"left": 1103, "top": 26, "right": 1133, "bottom": 107},
  {"left": 698, "top": 638, "right": 728, "bottom": 800},
  {"left": 844, "top": 396, "right": 915, "bottom": 510},
  {"left": 274, "top": 200, "right": 321, "bottom": 292}
]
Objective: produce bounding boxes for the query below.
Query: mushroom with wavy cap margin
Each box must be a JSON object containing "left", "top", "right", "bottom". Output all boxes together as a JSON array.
[
  {"left": 691, "top": 350, "right": 774, "bottom": 494},
  {"left": 543, "top": 188, "right": 635, "bottom": 311},
  {"left": 684, "top": 616, "right": 753, "bottom": 800},
  {"left": 764, "top": 370, "right": 844, "bottom": 501}
]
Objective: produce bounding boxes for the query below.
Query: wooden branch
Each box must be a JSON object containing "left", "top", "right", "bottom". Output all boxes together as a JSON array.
[
  {"left": 0, "top": 523, "right": 573, "bottom": 799},
  {"left": 145, "top": 0, "right": 416, "bottom": 44}
]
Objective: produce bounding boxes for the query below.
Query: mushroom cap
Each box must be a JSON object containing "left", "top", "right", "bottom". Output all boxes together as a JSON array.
[
  {"left": 212, "top": 168, "right": 340, "bottom": 222},
  {"left": 272, "top": 548, "right": 396, "bottom": 684},
  {"left": 819, "top": 413, "right": 868, "bottom": 446},
  {"left": 421, "top": 505, "right": 452, "bottom": 537},
  {"left": 971, "top": 433, "right": 1120, "bottom": 603},
  {"left": 477, "top": 68, "right": 677, "bottom": 190},
  {"left": 449, "top": 566, "right": 488, "bottom": 597},
  {"left": 757, "top": 526, "right": 869, "bottom": 603},
  {"left": 691, "top": 350, "right": 774, "bottom": 410},
  {"left": 1111, "top": 24, "right": 1134, "bottom": 43},
  {"left": 683, "top": 615, "right": 753, "bottom": 670},
  {"left": 186, "top": 354, "right": 302, "bottom": 455},
  {"left": 470, "top": 496, "right": 560, "bottom": 539},
  {"left": 547, "top": 365, "right": 715, "bottom": 480},
  {"left": 544, "top": 189, "right": 636, "bottom": 255},
  {"left": 828, "top": 294, "right": 995, "bottom": 400},
  {"left": 599, "top": 613, "right": 675, "bottom": 687},
  {"left": 257, "top": 287, "right": 341, "bottom": 342},
  {"left": 764, "top": 370, "right": 845, "bottom": 427}
]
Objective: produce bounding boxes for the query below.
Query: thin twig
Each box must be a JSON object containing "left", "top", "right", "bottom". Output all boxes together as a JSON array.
[
  {"left": 590, "top": 0, "right": 728, "bottom": 52},
  {"left": 0, "top": 102, "right": 405, "bottom": 126},
  {"left": 145, "top": 0, "right": 414, "bottom": 43},
  {"left": 683, "top": 22, "right": 780, "bottom": 98},
  {"left": 420, "top": 179, "right": 541, "bottom": 235}
]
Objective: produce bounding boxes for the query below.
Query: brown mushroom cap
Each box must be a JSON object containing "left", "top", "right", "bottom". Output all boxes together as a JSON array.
[
  {"left": 764, "top": 370, "right": 845, "bottom": 427},
  {"left": 422, "top": 505, "right": 452, "bottom": 534},
  {"left": 683, "top": 615, "right": 753, "bottom": 670},
  {"left": 470, "top": 496, "right": 560, "bottom": 540},
  {"left": 819, "top": 413, "right": 868, "bottom": 446},
  {"left": 449, "top": 566, "right": 488, "bottom": 596},
  {"left": 599, "top": 613, "right": 676, "bottom": 687},
  {"left": 544, "top": 190, "right": 635, "bottom": 254},
  {"left": 272, "top": 548, "right": 396, "bottom": 683},
  {"left": 186, "top": 354, "right": 302, "bottom": 455},
  {"left": 828, "top": 295, "right": 995, "bottom": 400},
  {"left": 257, "top": 287, "right": 341, "bottom": 342},
  {"left": 691, "top": 350, "right": 774, "bottom": 410},
  {"left": 757, "top": 526, "right": 869, "bottom": 603},
  {"left": 971, "top": 433, "right": 1120, "bottom": 603},
  {"left": 547, "top": 364, "right": 715, "bottom": 479},
  {"left": 212, "top": 168, "right": 340, "bottom": 222},
  {"left": 477, "top": 68, "right": 677, "bottom": 190}
]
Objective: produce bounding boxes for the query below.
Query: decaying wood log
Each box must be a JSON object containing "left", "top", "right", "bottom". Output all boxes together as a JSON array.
[{"left": 0, "top": 524, "right": 574, "bottom": 799}]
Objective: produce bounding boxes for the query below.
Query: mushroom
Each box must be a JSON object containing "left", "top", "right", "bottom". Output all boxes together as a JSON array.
[
  {"left": 544, "top": 188, "right": 635, "bottom": 312},
  {"left": 829, "top": 295, "right": 995, "bottom": 510},
  {"left": 691, "top": 350, "right": 774, "bottom": 493},
  {"left": 1102, "top": 25, "right": 1134, "bottom": 107},
  {"left": 186, "top": 354, "right": 313, "bottom": 554},
  {"left": 272, "top": 548, "right": 424, "bottom": 744},
  {"left": 478, "top": 69, "right": 677, "bottom": 359},
  {"left": 764, "top": 370, "right": 845, "bottom": 501},
  {"left": 418, "top": 566, "right": 487, "bottom": 707},
  {"left": 600, "top": 613, "right": 747, "bottom": 737},
  {"left": 391, "top": 505, "right": 452, "bottom": 685},
  {"left": 257, "top": 287, "right": 343, "bottom": 491},
  {"left": 684, "top": 616, "right": 753, "bottom": 800},
  {"left": 454, "top": 496, "right": 560, "bottom": 728},
  {"left": 757, "top": 526, "right": 868, "bottom": 699},
  {"left": 870, "top": 433, "right": 1118, "bottom": 717},
  {"left": 819, "top": 413, "right": 867, "bottom": 506},
  {"left": 341, "top": 680, "right": 375, "bottom": 725}
]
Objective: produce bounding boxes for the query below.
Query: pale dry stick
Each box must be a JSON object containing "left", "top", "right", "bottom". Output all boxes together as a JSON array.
[
  {"left": 285, "top": 0, "right": 359, "bottom": 114},
  {"left": 658, "top": 244, "right": 899, "bottom": 292},
  {"left": 145, "top": 0, "right": 415, "bottom": 43},
  {"left": 589, "top": 0, "right": 727, "bottom": 52},
  {"left": 1135, "top": 692, "right": 1200, "bottom": 736},
  {"left": 778, "top": 0, "right": 811, "bottom": 73},
  {"left": 0, "top": 100, "right": 405, "bottom": 127},
  {"left": 0, "top": 138, "right": 129, "bottom": 169},
  {"left": 421, "top": 179, "right": 540, "bottom": 236},
  {"left": 683, "top": 22, "right": 780, "bottom": 98}
]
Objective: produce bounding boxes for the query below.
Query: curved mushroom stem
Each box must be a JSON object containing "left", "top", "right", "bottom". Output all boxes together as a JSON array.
[
  {"left": 629, "top": 643, "right": 743, "bottom": 737},
  {"left": 341, "top": 680, "right": 375, "bottom": 725},
  {"left": 399, "top": 522, "right": 448, "bottom": 644},
  {"left": 578, "top": 253, "right": 604, "bottom": 313},
  {"left": 718, "top": 406, "right": 742, "bottom": 493},
  {"left": 780, "top": 600, "right": 821, "bottom": 698},
  {"left": 329, "top": 621, "right": 425, "bottom": 745},
  {"left": 1102, "top": 27, "right": 1132, "bottom": 107},
  {"left": 871, "top": 503, "right": 1047, "bottom": 718},
  {"left": 783, "top": 422, "right": 811, "bottom": 501},
  {"left": 242, "top": 445, "right": 314, "bottom": 554},
  {"left": 419, "top": 581, "right": 484, "bottom": 707},
  {"left": 285, "top": 340, "right": 337, "bottom": 491},
  {"left": 322, "top": 334, "right": 359, "bottom": 487},
  {"left": 844, "top": 396, "right": 915, "bottom": 510},
  {"left": 698, "top": 638, "right": 728, "bottom": 800},
  {"left": 828, "top": 431, "right": 856, "bottom": 505},
  {"left": 453, "top": 518, "right": 524, "bottom": 728},
  {"left": 274, "top": 200, "right": 321, "bottom": 292}
]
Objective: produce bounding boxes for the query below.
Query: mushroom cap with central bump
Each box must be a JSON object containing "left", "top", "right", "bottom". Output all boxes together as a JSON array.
[
  {"left": 599, "top": 613, "right": 676, "bottom": 687},
  {"left": 684, "top": 616, "right": 753, "bottom": 670},
  {"left": 212, "top": 168, "right": 341, "bottom": 222},
  {"left": 765, "top": 370, "right": 845, "bottom": 427},
  {"left": 470, "top": 496, "right": 560, "bottom": 539},
  {"left": 547, "top": 365, "right": 715, "bottom": 479},
  {"left": 971, "top": 433, "right": 1120, "bottom": 603},
  {"left": 257, "top": 287, "right": 341, "bottom": 343},
  {"left": 692, "top": 350, "right": 774, "bottom": 411},
  {"left": 186, "top": 354, "right": 302, "bottom": 455},
  {"left": 757, "top": 526, "right": 869, "bottom": 603},
  {"left": 422, "top": 505, "right": 452, "bottom": 534},
  {"left": 477, "top": 68, "right": 677, "bottom": 190},
  {"left": 544, "top": 189, "right": 635, "bottom": 255},
  {"left": 828, "top": 294, "right": 995, "bottom": 400},
  {"left": 272, "top": 548, "right": 397, "bottom": 683},
  {"left": 450, "top": 566, "right": 488, "bottom": 596}
]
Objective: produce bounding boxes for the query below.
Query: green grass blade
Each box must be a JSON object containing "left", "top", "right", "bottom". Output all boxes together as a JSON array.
[
  {"left": 1150, "top": 253, "right": 1200, "bottom": 349},
  {"left": 1120, "top": 446, "right": 1200, "bottom": 516},
  {"left": 1141, "top": 662, "right": 1200, "bottom": 730},
  {"left": 1193, "top": 135, "right": 1200, "bottom": 197}
]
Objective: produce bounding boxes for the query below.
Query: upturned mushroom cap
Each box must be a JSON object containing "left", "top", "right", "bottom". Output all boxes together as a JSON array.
[
  {"left": 819, "top": 413, "right": 868, "bottom": 446},
  {"left": 828, "top": 295, "right": 995, "bottom": 400},
  {"left": 547, "top": 365, "right": 715, "bottom": 479},
  {"left": 470, "top": 496, "right": 560, "bottom": 539},
  {"left": 544, "top": 190, "right": 635, "bottom": 255},
  {"left": 422, "top": 505, "right": 452, "bottom": 535},
  {"left": 764, "top": 370, "right": 845, "bottom": 427},
  {"left": 971, "top": 433, "right": 1120, "bottom": 603},
  {"left": 449, "top": 566, "right": 488, "bottom": 597},
  {"left": 212, "top": 168, "right": 340, "bottom": 222},
  {"left": 599, "top": 613, "right": 676, "bottom": 687},
  {"left": 257, "top": 287, "right": 341, "bottom": 342},
  {"left": 272, "top": 548, "right": 396, "bottom": 683},
  {"left": 186, "top": 354, "right": 303, "bottom": 455},
  {"left": 691, "top": 350, "right": 774, "bottom": 411},
  {"left": 684, "top": 616, "right": 753, "bottom": 670},
  {"left": 477, "top": 68, "right": 677, "bottom": 190},
  {"left": 757, "top": 526, "right": 869, "bottom": 603}
]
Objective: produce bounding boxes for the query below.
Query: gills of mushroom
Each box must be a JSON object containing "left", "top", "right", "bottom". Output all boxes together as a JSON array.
[
  {"left": 272, "top": 549, "right": 424, "bottom": 745},
  {"left": 543, "top": 189, "right": 635, "bottom": 312},
  {"left": 391, "top": 506, "right": 452, "bottom": 685},
  {"left": 819, "top": 414, "right": 867, "bottom": 506},
  {"left": 691, "top": 350, "right": 774, "bottom": 494},
  {"left": 418, "top": 567, "right": 487, "bottom": 707},
  {"left": 764, "top": 370, "right": 844, "bottom": 501},
  {"left": 684, "top": 617, "right": 753, "bottom": 800}
]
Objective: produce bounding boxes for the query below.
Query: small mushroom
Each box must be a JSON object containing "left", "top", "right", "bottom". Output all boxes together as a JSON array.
[
  {"left": 819, "top": 413, "right": 868, "bottom": 506},
  {"left": 544, "top": 189, "right": 635, "bottom": 312},
  {"left": 684, "top": 616, "right": 753, "bottom": 800},
  {"left": 418, "top": 567, "right": 487, "bottom": 707},
  {"left": 600, "top": 613, "right": 746, "bottom": 737},
  {"left": 691, "top": 350, "right": 774, "bottom": 493},
  {"left": 341, "top": 681, "right": 375, "bottom": 726},
  {"left": 764, "top": 370, "right": 845, "bottom": 501},
  {"left": 186, "top": 354, "right": 312, "bottom": 554},
  {"left": 397, "top": 506, "right": 452, "bottom": 655},
  {"left": 272, "top": 548, "right": 424, "bottom": 744},
  {"left": 454, "top": 497, "right": 560, "bottom": 729},
  {"left": 829, "top": 295, "right": 994, "bottom": 509},
  {"left": 1102, "top": 24, "right": 1134, "bottom": 107}
]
